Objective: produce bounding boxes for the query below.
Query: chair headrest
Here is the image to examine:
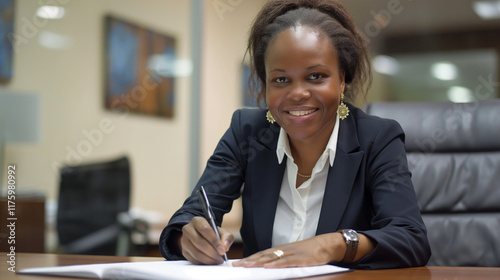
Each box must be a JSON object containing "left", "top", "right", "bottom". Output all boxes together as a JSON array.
[{"left": 364, "top": 100, "right": 500, "bottom": 152}]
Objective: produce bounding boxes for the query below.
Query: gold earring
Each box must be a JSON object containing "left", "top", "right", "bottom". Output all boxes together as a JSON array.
[
  {"left": 266, "top": 110, "right": 275, "bottom": 123},
  {"left": 337, "top": 92, "right": 349, "bottom": 120}
]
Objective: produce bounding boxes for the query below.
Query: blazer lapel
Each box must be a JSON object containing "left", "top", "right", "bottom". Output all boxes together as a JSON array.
[
  {"left": 316, "top": 115, "right": 364, "bottom": 235},
  {"left": 249, "top": 123, "right": 285, "bottom": 251}
]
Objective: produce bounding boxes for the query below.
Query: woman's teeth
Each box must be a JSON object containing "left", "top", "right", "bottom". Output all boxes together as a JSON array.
[{"left": 289, "top": 109, "right": 315, "bottom": 116}]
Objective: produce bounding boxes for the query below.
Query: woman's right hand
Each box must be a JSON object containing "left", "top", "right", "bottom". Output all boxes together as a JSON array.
[{"left": 178, "top": 216, "right": 234, "bottom": 265}]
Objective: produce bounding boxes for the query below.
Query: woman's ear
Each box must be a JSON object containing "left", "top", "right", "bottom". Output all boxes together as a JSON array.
[{"left": 340, "top": 70, "right": 346, "bottom": 93}]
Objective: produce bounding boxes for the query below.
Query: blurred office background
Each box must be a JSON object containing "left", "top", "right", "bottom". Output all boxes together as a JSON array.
[{"left": 0, "top": 0, "right": 498, "bottom": 256}]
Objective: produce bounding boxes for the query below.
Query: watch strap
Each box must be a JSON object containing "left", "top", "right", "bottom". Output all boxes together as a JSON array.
[{"left": 338, "top": 229, "right": 359, "bottom": 263}]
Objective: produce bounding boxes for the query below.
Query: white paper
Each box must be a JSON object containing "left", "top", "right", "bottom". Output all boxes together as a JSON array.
[{"left": 18, "top": 260, "right": 350, "bottom": 280}]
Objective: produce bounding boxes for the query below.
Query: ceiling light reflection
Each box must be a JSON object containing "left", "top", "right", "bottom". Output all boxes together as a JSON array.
[
  {"left": 147, "top": 55, "right": 193, "bottom": 77},
  {"left": 472, "top": 1, "right": 500, "bottom": 20},
  {"left": 431, "top": 62, "right": 458, "bottom": 81},
  {"left": 447, "top": 86, "right": 474, "bottom": 103},
  {"left": 37, "top": 6, "right": 65, "bottom": 19},
  {"left": 38, "top": 31, "right": 72, "bottom": 49},
  {"left": 373, "top": 55, "right": 399, "bottom": 75}
]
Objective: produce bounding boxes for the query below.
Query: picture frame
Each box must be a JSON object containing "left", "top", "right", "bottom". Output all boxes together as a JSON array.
[
  {"left": 0, "top": 0, "right": 14, "bottom": 84},
  {"left": 104, "top": 15, "right": 176, "bottom": 118}
]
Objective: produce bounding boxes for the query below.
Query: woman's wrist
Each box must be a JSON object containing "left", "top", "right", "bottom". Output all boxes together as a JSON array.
[
  {"left": 317, "top": 233, "right": 346, "bottom": 263},
  {"left": 320, "top": 231, "right": 375, "bottom": 263}
]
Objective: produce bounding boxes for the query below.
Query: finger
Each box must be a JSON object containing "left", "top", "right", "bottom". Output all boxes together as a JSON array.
[
  {"left": 181, "top": 219, "right": 225, "bottom": 264},
  {"left": 181, "top": 234, "right": 223, "bottom": 265},
  {"left": 191, "top": 217, "right": 227, "bottom": 256},
  {"left": 232, "top": 250, "right": 265, "bottom": 265},
  {"left": 192, "top": 222, "right": 226, "bottom": 262},
  {"left": 263, "top": 257, "right": 298, "bottom": 268},
  {"left": 265, "top": 252, "right": 323, "bottom": 268},
  {"left": 233, "top": 252, "right": 262, "bottom": 266},
  {"left": 233, "top": 250, "right": 281, "bottom": 267},
  {"left": 219, "top": 228, "right": 234, "bottom": 252},
  {"left": 181, "top": 236, "right": 210, "bottom": 264}
]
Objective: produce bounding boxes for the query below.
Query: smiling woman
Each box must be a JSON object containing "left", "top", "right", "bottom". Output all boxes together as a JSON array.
[
  {"left": 264, "top": 24, "right": 344, "bottom": 188},
  {"left": 160, "top": 0, "right": 431, "bottom": 270}
]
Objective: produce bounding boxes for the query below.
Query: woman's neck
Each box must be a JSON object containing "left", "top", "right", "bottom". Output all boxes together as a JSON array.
[{"left": 288, "top": 123, "right": 335, "bottom": 177}]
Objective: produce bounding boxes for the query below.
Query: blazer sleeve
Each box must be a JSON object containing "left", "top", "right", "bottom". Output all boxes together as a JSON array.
[
  {"left": 159, "top": 110, "right": 248, "bottom": 260},
  {"left": 347, "top": 118, "right": 431, "bottom": 269}
]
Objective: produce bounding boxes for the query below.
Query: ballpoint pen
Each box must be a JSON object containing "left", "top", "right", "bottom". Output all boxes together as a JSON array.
[{"left": 196, "top": 185, "right": 229, "bottom": 264}]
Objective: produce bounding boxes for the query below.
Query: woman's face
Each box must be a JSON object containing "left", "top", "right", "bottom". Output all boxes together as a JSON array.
[{"left": 265, "top": 26, "right": 345, "bottom": 144}]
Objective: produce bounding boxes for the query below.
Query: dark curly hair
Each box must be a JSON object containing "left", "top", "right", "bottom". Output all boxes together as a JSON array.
[{"left": 247, "top": 0, "right": 372, "bottom": 106}]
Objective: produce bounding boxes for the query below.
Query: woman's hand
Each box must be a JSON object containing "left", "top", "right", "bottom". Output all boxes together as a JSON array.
[
  {"left": 232, "top": 233, "right": 345, "bottom": 268},
  {"left": 178, "top": 216, "right": 234, "bottom": 265}
]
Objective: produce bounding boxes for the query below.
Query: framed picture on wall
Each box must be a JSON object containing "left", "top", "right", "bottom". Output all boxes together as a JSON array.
[
  {"left": 104, "top": 15, "right": 176, "bottom": 118},
  {"left": 0, "top": 0, "right": 14, "bottom": 84}
]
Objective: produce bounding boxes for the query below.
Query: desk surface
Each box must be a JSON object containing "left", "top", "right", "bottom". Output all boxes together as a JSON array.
[{"left": 1, "top": 253, "right": 499, "bottom": 280}]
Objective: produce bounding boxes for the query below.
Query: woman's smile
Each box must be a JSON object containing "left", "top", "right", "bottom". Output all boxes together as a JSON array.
[
  {"left": 287, "top": 108, "right": 317, "bottom": 117},
  {"left": 284, "top": 108, "right": 318, "bottom": 124}
]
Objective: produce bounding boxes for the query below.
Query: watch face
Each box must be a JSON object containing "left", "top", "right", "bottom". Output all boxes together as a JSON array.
[{"left": 345, "top": 230, "right": 360, "bottom": 242}]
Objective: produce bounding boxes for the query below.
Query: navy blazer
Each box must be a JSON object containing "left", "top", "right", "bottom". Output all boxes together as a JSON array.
[{"left": 160, "top": 105, "right": 431, "bottom": 269}]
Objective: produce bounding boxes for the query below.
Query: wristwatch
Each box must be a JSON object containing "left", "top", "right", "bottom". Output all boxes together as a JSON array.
[{"left": 338, "top": 229, "right": 359, "bottom": 263}]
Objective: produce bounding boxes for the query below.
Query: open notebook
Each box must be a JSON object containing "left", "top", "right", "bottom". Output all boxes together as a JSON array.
[{"left": 18, "top": 260, "right": 350, "bottom": 280}]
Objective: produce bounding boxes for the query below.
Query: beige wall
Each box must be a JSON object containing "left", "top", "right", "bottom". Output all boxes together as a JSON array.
[
  {"left": 200, "top": 0, "right": 266, "bottom": 170},
  {"left": 4, "top": 0, "right": 191, "bottom": 219}
]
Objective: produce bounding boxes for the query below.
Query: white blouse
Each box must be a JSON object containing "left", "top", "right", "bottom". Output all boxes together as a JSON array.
[{"left": 272, "top": 115, "right": 340, "bottom": 246}]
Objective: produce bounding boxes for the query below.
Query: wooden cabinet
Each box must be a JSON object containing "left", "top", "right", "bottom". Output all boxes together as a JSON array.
[{"left": 0, "top": 197, "right": 45, "bottom": 253}]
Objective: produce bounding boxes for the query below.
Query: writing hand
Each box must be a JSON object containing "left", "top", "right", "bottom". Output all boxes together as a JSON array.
[
  {"left": 232, "top": 233, "right": 344, "bottom": 268},
  {"left": 179, "top": 216, "right": 234, "bottom": 265}
]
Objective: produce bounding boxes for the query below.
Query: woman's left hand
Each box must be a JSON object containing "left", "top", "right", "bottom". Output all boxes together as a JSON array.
[{"left": 232, "top": 233, "right": 345, "bottom": 268}]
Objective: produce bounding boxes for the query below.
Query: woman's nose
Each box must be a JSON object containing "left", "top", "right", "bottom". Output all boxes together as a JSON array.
[{"left": 287, "top": 82, "right": 311, "bottom": 101}]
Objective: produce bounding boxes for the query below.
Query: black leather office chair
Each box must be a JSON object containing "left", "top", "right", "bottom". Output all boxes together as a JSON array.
[
  {"left": 364, "top": 100, "right": 500, "bottom": 267},
  {"left": 57, "top": 156, "right": 147, "bottom": 256}
]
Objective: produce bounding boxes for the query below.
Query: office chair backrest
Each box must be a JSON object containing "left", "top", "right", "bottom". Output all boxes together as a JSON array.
[
  {"left": 57, "top": 156, "right": 130, "bottom": 255},
  {"left": 364, "top": 100, "right": 500, "bottom": 267}
]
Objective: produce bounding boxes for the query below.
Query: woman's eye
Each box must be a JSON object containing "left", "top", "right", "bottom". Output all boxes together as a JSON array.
[
  {"left": 308, "top": 73, "right": 322, "bottom": 80},
  {"left": 274, "top": 77, "right": 288, "bottom": 83}
]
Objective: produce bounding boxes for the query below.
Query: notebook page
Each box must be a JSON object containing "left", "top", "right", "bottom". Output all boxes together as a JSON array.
[{"left": 19, "top": 260, "right": 350, "bottom": 280}]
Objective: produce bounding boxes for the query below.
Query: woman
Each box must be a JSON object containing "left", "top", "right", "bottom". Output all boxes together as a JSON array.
[{"left": 160, "top": 0, "right": 431, "bottom": 269}]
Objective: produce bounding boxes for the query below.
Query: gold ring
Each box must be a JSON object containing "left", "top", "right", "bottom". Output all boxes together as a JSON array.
[{"left": 273, "top": 249, "right": 284, "bottom": 259}]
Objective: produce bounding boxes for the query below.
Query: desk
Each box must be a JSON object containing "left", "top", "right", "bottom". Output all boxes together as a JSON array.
[{"left": 1, "top": 253, "right": 499, "bottom": 280}]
